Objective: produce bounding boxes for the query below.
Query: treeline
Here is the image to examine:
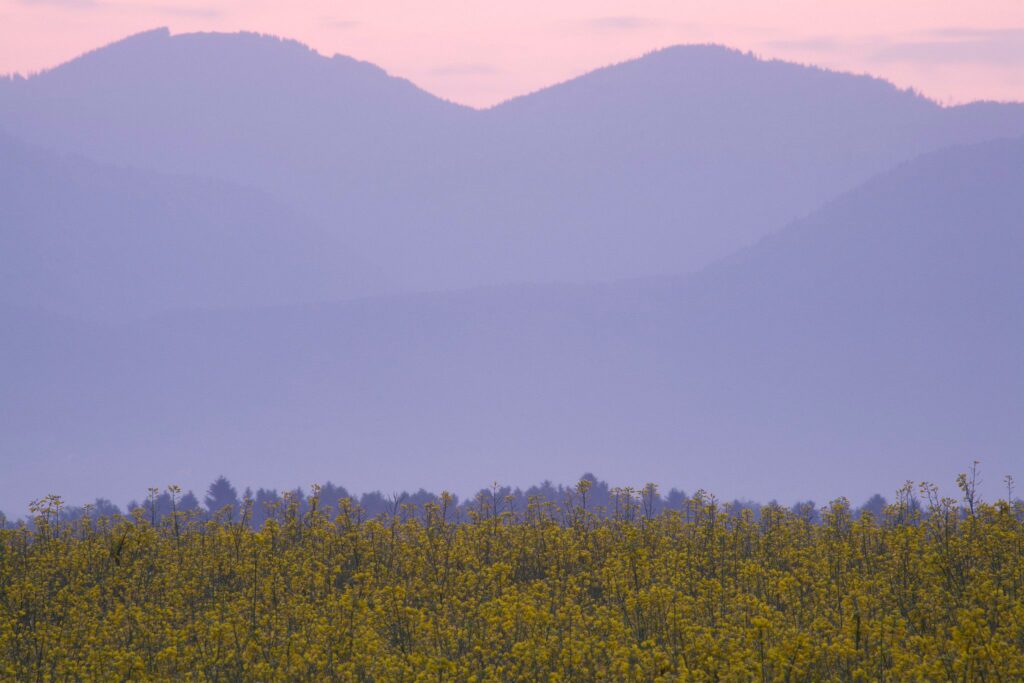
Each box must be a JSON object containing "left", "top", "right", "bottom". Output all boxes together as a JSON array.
[{"left": 1, "top": 473, "right": 900, "bottom": 529}]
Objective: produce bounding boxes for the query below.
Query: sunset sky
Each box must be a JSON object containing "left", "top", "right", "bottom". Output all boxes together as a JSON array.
[{"left": 2, "top": 0, "right": 1023, "bottom": 108}]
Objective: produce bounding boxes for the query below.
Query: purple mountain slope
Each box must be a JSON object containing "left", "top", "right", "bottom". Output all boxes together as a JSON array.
[
  {"left": 0, "top": 131, "right": 380, "bottom": 319},
  {"left": 2, "top": 31, "right": 1022, "bottom": 301}
]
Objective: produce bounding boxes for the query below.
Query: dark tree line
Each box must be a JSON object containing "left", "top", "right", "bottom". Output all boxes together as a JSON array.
[{"left": 3, "top": 472, "right": 923, "bottom": 529}]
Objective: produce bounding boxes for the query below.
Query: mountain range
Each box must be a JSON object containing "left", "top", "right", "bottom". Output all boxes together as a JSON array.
[
  {"left": 1, "top": 29, "right": 1021, "bottom": 509},
  {"left": 3, "top": 28, "right": 1024, "bottom": 308},
  {"left": 0, "top": 131, "right": 378, "bottom": 319}
]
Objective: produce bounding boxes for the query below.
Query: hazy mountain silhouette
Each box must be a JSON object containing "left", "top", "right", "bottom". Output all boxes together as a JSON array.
[
  {"left": 475, "top": 46, "right": 1024, "bottom": 283},
  {"left": 2, "top": 31, "right": 1022, "bottom": 299},
  {"left": 3, "top": 136, "right": 1020, "bottom": 509},
  {"left": 0, "top": 29, "right": 470, "bottom": 195},
  {"left": 0, "top": 131, "right": 380, "bottom": 319}
]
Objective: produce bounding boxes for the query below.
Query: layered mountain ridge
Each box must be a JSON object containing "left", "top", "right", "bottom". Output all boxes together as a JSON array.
[
  {"left": 3, "top": 134, "right": 1020, "bottom": 506},
  {"left": 1, "top": 31, "right": 1021, "bottom": 509},
  {"left": 3, "top": 29, "right": 1023, "bottom": 310}
]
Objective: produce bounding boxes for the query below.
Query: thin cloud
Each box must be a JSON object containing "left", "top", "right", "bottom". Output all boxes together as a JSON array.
[
  {"left": 765, "top": 29, "right": 1024, "bottom": 69},
  {"left": 430, "top": 63, "right": 502, "bottom": 77},
  {"left": 144, "top": 4, "right": 222, "bottom": 19},
  {"left": 925, "top": 27, "right": 1023, "bottom": 40},
  {"left": 764, "top": 37, "right": 843, "bottom": 53},
  {"left": 871, "top": 28, "right": 1024, "bottom": 67},
  {"left": 17, "top": 0, "right": 98, "bottom": 7},
  {"left": 588, "top": 16, "right": 660, "bottom": 31},
  {"left": 323, "top": 19, "right": 360, "bottom": 31},
  {"left": 38, "top": 1, "right": 226, "bottom": 18}
]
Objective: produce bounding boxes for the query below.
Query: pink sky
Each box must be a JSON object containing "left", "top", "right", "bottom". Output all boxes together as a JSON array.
[{"left": 2, "top": 0, "right": 1023, "bottom": 107}]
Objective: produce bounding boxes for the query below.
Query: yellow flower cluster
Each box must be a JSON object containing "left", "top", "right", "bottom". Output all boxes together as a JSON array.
[{"left": 1, "top": 485, "right": 1022, "bottom": 681}]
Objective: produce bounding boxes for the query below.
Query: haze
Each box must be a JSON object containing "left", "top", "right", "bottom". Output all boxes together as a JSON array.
[{"left": 0, "top": 14, "right": 1022, "bottom": 514}]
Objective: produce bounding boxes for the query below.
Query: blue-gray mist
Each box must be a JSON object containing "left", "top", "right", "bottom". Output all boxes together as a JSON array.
[{"left": 0, "top": 30, "right": 1021, "bottom": 511}]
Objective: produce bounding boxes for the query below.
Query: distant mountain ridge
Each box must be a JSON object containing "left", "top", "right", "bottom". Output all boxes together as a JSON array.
[
  {"left": 2, "top": 29, "right": 1023, "bottom": 312},
  {"left": 3, "top": 135, "right": 1020, "bottom": 508},
  {"left": 0, "top": 130, "right": 381, "bottom": 319}
]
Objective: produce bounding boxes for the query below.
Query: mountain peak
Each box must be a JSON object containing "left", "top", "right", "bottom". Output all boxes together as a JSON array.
[
  {"left": 119, "top": 26, "right": 171, "bottom": 42},
  {"left": 6, "top": 25, "right": 463, "bottom": 120},
  {"left": 487, "top": 40, "right": 933, "bottom": 115}
]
